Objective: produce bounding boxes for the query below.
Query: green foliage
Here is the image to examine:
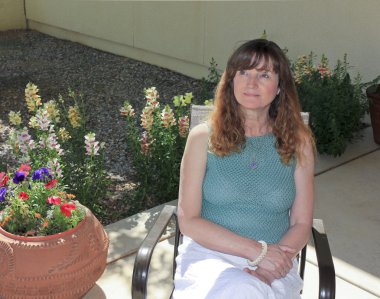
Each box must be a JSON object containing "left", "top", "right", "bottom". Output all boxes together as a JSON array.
[
  {"left": 293, "top": 53, "right": 379, "bottom": 156},
  {"left": 120, "top": 88, "right": 191, "bottom": 212},
  {"left": 199, "top": 58, "right": 222, "bottom": 103}
]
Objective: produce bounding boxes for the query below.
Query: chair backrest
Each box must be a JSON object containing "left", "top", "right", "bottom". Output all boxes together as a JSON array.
[{"left": 190, "top": 104, "right": 309, "bottom": 128}]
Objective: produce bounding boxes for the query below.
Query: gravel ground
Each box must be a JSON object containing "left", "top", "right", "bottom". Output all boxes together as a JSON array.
[{"left": 0, "top": 29, "right": 204, "bottom": 224}]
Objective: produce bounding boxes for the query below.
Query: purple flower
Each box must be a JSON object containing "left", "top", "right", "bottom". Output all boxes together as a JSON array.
[
  {"left": 0, "top": 187, "right": 7, "bottom": 202},
  {"left": 13, "top": 171, "right": 26, "bottom": 184},
  {"left": 32, "top": 167, "right": 52, "bottom": 181}
]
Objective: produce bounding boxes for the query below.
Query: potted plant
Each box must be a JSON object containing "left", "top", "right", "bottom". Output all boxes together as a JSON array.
[
  {"left": 366, "top": 84, "right": 380, "bottom": 144},
  {"left": 0, "top": 83, "right": 109, "bottom": 299}
]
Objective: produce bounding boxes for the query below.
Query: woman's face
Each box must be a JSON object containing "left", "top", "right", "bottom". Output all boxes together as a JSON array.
[{"left": 233, "top": 58, "right": 279, "bottom": 113}]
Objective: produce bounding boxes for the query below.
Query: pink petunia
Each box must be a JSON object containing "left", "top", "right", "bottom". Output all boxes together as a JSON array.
[
  {"left": 60, "top": 202, "right": 76, "bottom": 217},
  {"left": 47, "top": 196, "right": 61, "bottom": 205},
  {"left": 18, "top": 164, "right": 31, "bottom": 176},
  {"left": 44, "top": 179, "right": 58, "bottom": 189},
  {"left": 19, "top": 192, "right": 29, "bottom": 201},
  {"left": 0, "top": 172, "right": 9, "bottom": 187}
]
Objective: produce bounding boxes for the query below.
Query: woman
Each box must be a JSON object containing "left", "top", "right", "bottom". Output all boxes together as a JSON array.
[{"left": 173, "top": 39, "right": 315, "bottom": 299}]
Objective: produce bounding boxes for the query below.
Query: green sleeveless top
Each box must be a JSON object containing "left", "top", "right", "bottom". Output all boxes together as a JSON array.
[{"left": 201, "top": 133, "right": 296, "bottom": 244}]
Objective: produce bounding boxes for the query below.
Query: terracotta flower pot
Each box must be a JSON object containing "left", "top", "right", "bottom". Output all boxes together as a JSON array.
[
  {"left": 0, "top": 205, "right": 109, "bottom": 299},
  {"left": 366, "top": 84, "right": 380, "bottom": 145}
]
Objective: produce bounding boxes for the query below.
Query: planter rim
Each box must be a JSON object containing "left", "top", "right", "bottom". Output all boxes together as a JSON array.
[
  {"left": 366, "top": 84, "right": 380, "bottom": 97},
  {"left": 0, "top": 206, "right": 89, "bottom": 241}
]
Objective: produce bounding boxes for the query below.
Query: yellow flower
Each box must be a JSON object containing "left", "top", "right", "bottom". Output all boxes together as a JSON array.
[
  {"left": 68, "top": 105, "right": 81, "bottom": 128},
  {"left": 44, "top": 100, "right": 60, "bottom": 123},
  {"left": 8, "top": 111, "right": 22, "bottom": 126},
  {"left": 58, "top": 127, "right": 71, "bottom": 142},
  {"left": 120, "top": 101, "right": 135, "bottom": 118},
  {"left": 28, "top": 116, "right": 38, "bottom": 128},
  {"left": 141, "top": 105, "right": 154, "bottom": 132},
  {"left": 25, "top": 82, "right": 42, "bottom": 113}
]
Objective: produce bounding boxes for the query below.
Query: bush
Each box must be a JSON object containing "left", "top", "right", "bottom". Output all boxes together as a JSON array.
[
  {"left": 120, "top": 88, "right": 192, "bottom": 212},
  {"left": 293, "top": 53, "right": 379, "bottom": 156}
]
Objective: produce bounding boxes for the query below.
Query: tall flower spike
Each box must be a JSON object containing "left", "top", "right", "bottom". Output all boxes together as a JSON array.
[
  {"left": 17, "top": 127, "right": 36, "bottom": 154},
  {"left": 141, "top": 105, "right": 154, "bottom": 132},
  {"left": 161, "top": 105, "right": 176, "bottom": 127},
  {"left": 144, "top": 87, "right": 160, "bottom": 108},
  {"left": 84, "top": 132, "right": 100, "bottom": 156},
  {"left": 44, "top": 100, "right": 60, "bottom": 123},
  {"left": 178, "top": 116, "right": 190, "bottom": 138},
  {"left": 25, "top": 82, "right": 42, "bottom": 113},
  {"left": 68, "top": 105, "right": 82, "bottom": 128},
  {"left": 140, "top": 131, "right": 150, "bottom": 154},
  {"left": 35, "top": 109, "right": 51, "bottom": 131},
  {"left": 8, "top": 111, "right": 22, "bottom": 126},
  {"left": 120, "top": 101, "right": 135, "bottom": 118}
]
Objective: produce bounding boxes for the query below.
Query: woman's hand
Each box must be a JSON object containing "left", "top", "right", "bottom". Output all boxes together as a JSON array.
[
  {"left": 256, "top": 244, "right": 295, "bottom": 279},
  {"left": 243, "top": 267, "right": 276, "bottom": 285}
]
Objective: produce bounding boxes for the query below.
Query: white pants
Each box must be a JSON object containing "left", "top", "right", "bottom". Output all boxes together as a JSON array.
[{"left": 173, "top": 236, "right": 303, "bottom": 299}]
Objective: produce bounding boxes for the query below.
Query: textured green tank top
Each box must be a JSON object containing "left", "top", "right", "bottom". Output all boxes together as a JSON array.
[{"left": 201, "top": 133, "right": 296, "bottom": 244}]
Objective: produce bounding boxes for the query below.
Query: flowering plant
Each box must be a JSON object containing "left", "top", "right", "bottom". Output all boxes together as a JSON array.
[
  {"left": 1, "top": 83, "right": 109, "bottom": 231},
  {"left": 293, "top": 53, "right": 380, "bottom": 156},
  {"left": 0, "top": 164, "right": 85, "bottom": 236},
  {"left": 120, "top": 87, "right": 191, "bottom": 212}
]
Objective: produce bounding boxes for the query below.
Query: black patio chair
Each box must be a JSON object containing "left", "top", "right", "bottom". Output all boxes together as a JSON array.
[{"left": 132, "top": 205, "right": 335, "bottom": 299}]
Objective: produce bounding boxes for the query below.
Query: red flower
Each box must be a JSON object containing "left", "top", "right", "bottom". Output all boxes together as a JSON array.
[
  {"left": 18, "top": 164, "right": 31, "bottom": 176},
  {"left": 44, "top": 179, "right": 58, "bottom": 189},
  {"left": 47, "top": 196, "right": 61, "bottom": 205},
  {"left": 60, "top": 202, "right": 76, "bottom": 217},
  {"left": 19, "top": 192, "right": 29, "bottom": 201},
  {"left": 0, "top": 172, "right": 9, "bottom": 187}
]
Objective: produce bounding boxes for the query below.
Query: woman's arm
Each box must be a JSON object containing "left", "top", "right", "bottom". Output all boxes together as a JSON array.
[
  {"left": 250, "top": 137, "right": 315, "bottom": 283},
  {"left": 178, "top": 124, "right": 262, "bottom": 259},
  {"left": 279, "top": 137, "right": 315, "bottom": 256}
]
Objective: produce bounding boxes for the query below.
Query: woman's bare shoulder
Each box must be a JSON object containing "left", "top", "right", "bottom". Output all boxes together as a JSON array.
[{"left": 185, "top": 123, "right": 210, "bottom": 152}]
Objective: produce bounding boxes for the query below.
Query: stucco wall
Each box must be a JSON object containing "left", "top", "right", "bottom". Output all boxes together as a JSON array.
[
  {"left": 24, "top": 0, "right": 380, "bottom": 82},
  {"left": 0, "top": 0, "right": 26, "bottom": 30}
]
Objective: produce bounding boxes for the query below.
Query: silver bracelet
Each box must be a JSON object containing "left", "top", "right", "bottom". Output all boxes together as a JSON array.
[{"left": 247, "top": 240, "right": 268, "bottom": 267}]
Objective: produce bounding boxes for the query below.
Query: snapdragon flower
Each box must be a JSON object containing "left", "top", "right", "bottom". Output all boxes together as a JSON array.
[
  {"left": 25, "top": 82, "right": 42, "bottom": 112},
  {"left": 178, "top": 116, "right": 190, "bottom": 138},
  {"left": 120, "top": 101, "right": 135, "bottom": 118},
  {"left": 8, "top": 111, "right": 22, "bottom": 126},
  {"left": 35, "top": 109, "right": 51, "bottom": 131},
  {"left": 17, "top": 127, "right": 36, "bottom": 154},
  {"left": 68, "top": 105, "right": 82, "bottom": 128},
  {"left": 161, "top": 105, "right": 176, "bottom": 127},
  {"left": 144, "top": 87, "right": 160, "bottom": 107},
  {"left": 84, "top": 132, "right": 100, "bottom": 156},
  {"left": 141, "top": 106, "right": 154, "bottom": 132}
]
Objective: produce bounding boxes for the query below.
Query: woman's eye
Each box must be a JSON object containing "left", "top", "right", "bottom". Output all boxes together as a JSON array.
[
  {"left": 238, "top": 70, "right": 248, "bottom": 76},
  {"left": 261, "top": 72, "right": 270, "bottom": 79}
]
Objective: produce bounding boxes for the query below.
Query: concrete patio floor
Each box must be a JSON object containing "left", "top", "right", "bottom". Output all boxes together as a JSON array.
[{"left": 84, "top": 121, "right": 380, "bottom": 299}]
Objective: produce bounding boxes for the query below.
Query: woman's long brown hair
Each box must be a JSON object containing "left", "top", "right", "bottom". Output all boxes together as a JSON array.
[{"left": 209, "top": 39, "right": 315, "bottom": 165}]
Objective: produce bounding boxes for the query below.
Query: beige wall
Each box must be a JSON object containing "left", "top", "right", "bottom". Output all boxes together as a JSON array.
[
  {"left": 0, "top": 0, "right": 26, "bottom": 30},
  {"left": 24, "top": 0, "right": 380, "bottom": 82}
]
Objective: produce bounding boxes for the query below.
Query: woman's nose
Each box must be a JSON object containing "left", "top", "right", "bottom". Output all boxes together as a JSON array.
[{"left": 246, "top": 74, "right": 259, "bottom": 88}]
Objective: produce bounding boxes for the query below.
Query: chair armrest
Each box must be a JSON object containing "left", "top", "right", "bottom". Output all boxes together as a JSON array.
[
  {"left": 132, "top": 205, "right": 177, "bottom": 299},
  {"left": 312, "top": 219, "right": 336, "bottom": 299}
]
